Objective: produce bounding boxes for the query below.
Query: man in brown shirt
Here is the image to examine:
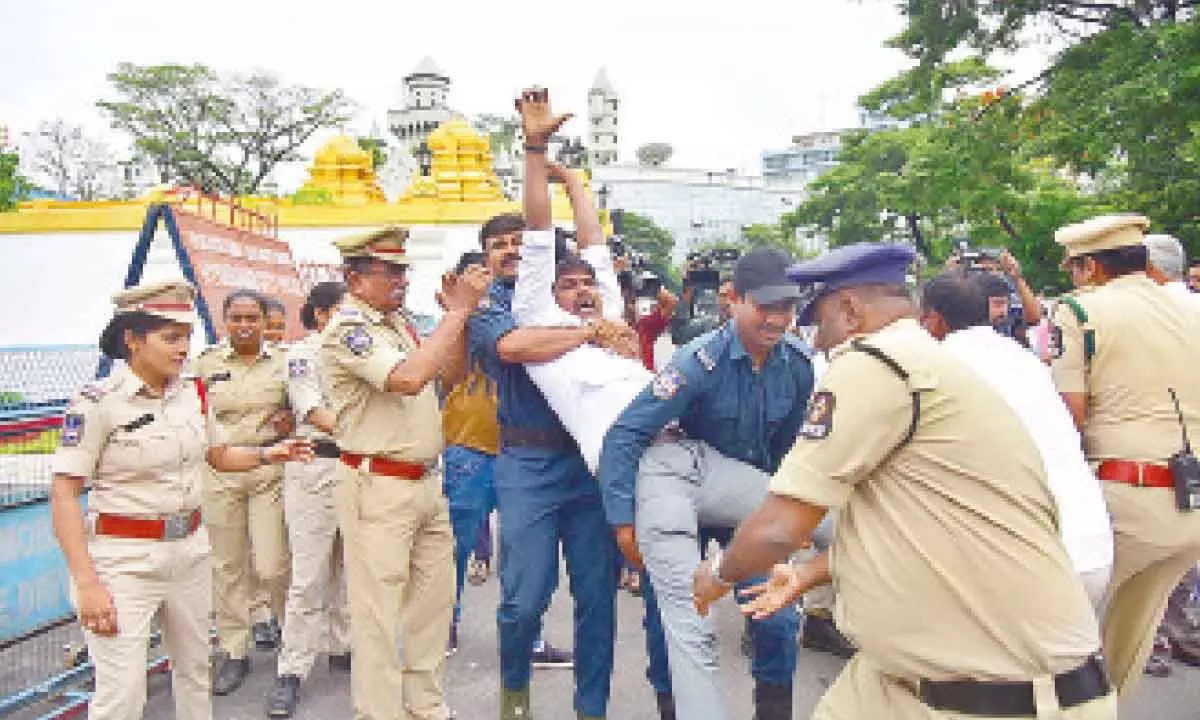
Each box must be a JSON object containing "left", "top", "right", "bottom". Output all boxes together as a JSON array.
[
  {"left": 318, "top": 226, "right": 488, "bottom": 720},
  {"left": 694, "top": 242, "right": 1114, "bottom": 719},
  {"left": 1049, "top": 214, "right": 1200, "bottom": 693}
]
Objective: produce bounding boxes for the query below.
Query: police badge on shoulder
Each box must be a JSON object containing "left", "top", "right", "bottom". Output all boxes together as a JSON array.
[{"left": 799, "top": 391, "right": 835, "bottom": 439}]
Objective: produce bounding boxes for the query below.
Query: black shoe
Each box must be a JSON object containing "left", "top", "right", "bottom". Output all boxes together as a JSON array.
[
  {"left": 655, "top": 691, "right": 676, "bottom": 720},
  {"left": 531, "top": 642, "right": 573, "bottom": 668},
  {"left": 753, "top": 682, "right": 793, "bottom": 720},
  {"left": 328, "top": 653, "right": 352, "bottom": 673},
  {"left": 445, "top": 624, "right": 459, "bottom": 658},
  {"left": 801, "top": 612, "right": 857, "bottom": 659},
  {"left": 254, "top": 620, "right": 279, "bottom": 651},
  {"left": 213, "top": 655, "right": 250, "bottom": 696},
  {"left": 266, "top": 674, "right": 300, "bottom": 718}
]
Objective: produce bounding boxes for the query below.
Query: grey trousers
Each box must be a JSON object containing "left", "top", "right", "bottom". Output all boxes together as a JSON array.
[{"left": 635, "top": 439, "right": 801, "bottom": 720}]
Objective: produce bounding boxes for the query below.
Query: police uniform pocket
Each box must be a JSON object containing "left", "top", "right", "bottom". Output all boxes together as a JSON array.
[{"left": 89, "top": 540, "right": 158, "bottom": 581}]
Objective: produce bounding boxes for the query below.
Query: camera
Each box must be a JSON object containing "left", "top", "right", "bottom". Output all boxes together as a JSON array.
[{"left": 953, "top": 239, "right": 1003, "bottom": 271}]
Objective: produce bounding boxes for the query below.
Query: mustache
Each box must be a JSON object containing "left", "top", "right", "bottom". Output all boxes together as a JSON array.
[{"left": 501, "top": 253, "right": 521, "bottom": 264}]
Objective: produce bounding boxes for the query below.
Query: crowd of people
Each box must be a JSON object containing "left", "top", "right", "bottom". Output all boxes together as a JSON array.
[{"left": 47, "top": 86, "right": 1200, "bottom": 720}]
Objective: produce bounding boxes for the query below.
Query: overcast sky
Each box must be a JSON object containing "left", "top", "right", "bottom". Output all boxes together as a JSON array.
[{"left": 2, "top": 0, "right": 1057, "bottom": 190}]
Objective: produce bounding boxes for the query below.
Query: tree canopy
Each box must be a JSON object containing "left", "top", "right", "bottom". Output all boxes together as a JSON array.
[
  {"left": 0, "top": 151, "right": 30, "bottom": 211},
  {"left": 97, "top": 63, "right": 353, "bottom": 195}
]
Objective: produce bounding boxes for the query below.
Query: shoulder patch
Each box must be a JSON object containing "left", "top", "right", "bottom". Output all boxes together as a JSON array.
[
  {"left": 651, "top": 366, "right": 686, "bottom": 400},
  {"left": 1046, "top": 325, "right": 1064, "bottom": 360},
  {"left": 343, "top": 326, "right": 373, "bottom": 356},
  {"left": 61, "top": 413, "right": 85, "bottom": 447},
  {"left": 288, "top": 358, "right": 311, "bottom": 378},
  {"left": 695, "top": 347, "right": 716, "bottom": 372},
  {"left": 798, "top": 391, "right": 835, "bottom": 440}
]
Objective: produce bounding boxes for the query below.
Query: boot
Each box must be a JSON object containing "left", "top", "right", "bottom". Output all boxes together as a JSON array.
[
  {"left": 266, "top": 674, "right": 300, "bottom": 718},
  {"left": 328, "top": 652, "right": 352, "bottom": 673},
  {"left": 654, "top": 692, "right": 676, "bottom": 720},
  {"left": 753, "top": 682, "right": 793, "bottom": 720},
  {"left": 500, "top": 687, "right": 532, "bottom": 720},
  {"left": 212, "top": 654, "right": 250, "bottom": 696},
  {"left": 801, "top": 611, "right": 856, "bottom": 659},
  {"left": 254, "top": 619, "right": 280, "bottom": 651}
]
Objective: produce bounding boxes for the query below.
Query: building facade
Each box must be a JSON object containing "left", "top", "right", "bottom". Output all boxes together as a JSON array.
[
  {"left": 588, "top": 69, "right": 619, "bottom": 167},
  {"left": 592, "top": 164, "right": 806, "bottom": 263},
  {"left": 760, "top": 130, "right": 843, "bottom": 184}
]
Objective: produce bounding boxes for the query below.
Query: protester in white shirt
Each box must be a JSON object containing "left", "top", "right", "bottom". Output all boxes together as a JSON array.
[
  {"left": 920, "top": 270, "right": 1114, "bottom": 609},
  {"left": 1144, "top": 233, "right": 1200, "bottom": 314}
]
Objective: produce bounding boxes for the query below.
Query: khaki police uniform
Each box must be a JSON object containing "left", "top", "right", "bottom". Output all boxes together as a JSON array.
[
  {"left": 1049, "top": 214, "right": 1200, "bottom": 693},
  {"left": 772, "top": 318, "right": 1113, "bottom": 719},
  {"left": 52, "top": 282, "right": 215, "bottom": 720},
  {"left": 278, "top": 331, "right": 351, "bottom": 678},
  {"left": 318, "top": 227, "right": 454, "bottom": 720},
  {"left": 193, "top": 340, "right": 291, "bottom": 661}
]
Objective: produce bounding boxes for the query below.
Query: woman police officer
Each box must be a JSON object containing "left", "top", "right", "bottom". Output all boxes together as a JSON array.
[{"left": 51, "top": 280, "right": 311, "bottom": 720}]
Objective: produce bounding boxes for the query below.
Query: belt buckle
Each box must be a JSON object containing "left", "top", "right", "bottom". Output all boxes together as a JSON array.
[{"left": 163, "top": 513, "right": 191, "bottom": 540}]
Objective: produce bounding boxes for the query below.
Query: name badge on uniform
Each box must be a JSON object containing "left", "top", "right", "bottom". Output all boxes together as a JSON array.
[
  {"left": 208, "top": 371, "right": 232, "bottom": 383},
  {"left": 799, "top": 391, "right": 835, "bottom": 440},
  {"left": 61, "top": 413, "right": 85, "bottom": 447},
  {"left": 288, "top": 358, "right": 311, "bottom": 378},
  {"left": 651, "top": 366, "right": 685, "bottom": 401},
  {"left": 343, "top": 326, "right": 373, "bottom": 356}
]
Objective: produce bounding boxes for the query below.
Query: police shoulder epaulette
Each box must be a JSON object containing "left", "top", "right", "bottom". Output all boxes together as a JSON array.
[{"left": 693, "top": 331, "right": 730, "bottom": 372}]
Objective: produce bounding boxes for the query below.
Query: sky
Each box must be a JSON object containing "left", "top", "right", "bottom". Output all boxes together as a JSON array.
[{"left": 1, "top": 0, "right": 1058, "bottom": 192}]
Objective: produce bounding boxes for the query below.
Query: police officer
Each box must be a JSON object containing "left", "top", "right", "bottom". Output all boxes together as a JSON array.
[
  {"left": 194, "top": 288, "right": 293, "bottom": 694},
  {"left": 51, "top": 280, "right": 311, "bottom": 720},
  {"left": 694, "top": 242, "right": 1115, "bottom": 720},
  {"left": 319, "top": 226, "right": 488, "bottom": 720},
  {"left": 268, "top": 281, "right": 352, "bottom": 717},
  {"left": 597, "top": 247, "right": 814, "bottom": 720},
  {"left": 1048, "top": 214, "right": 1200, "bottom": 692}
]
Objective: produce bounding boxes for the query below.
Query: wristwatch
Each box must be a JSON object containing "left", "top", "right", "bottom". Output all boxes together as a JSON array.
[{"left": 709, "top": 549, "right": 734, "bottom": 588}]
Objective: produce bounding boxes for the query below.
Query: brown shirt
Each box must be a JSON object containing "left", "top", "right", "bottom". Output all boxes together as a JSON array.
[
  {"left": 771, "top": 319, "right": 1099, "bottom": 681},
  {"left": 1050, "top": 273, "right": 1200, "bottom": 463},
  {"left": 193, "top": 342, "right": 289, "bottom": 446},
  {"left": 52, "top": 363, "right": 218, "bottom": 516},
  {"left": 442, "top": 366, "right": 499, "bottom": 456},
  {"left": 317, "top": 295, "right": 442, "bottom": 462}
]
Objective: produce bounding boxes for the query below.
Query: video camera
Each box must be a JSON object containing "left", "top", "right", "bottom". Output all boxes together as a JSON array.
[
  {"left": 953, "top": 239, "right": 1003, "bottom": 271},
  {"left": 608, "top": 235, "right": 662, "bottom": 301},
  {"left": 686, "top": 248, "right": 740, "bottom": 289}
]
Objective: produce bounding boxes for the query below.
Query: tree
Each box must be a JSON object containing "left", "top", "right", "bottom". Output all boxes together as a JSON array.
[
  {"left": 25, "top": 119, "right": 116, "bottom": 200},
  {"left": 356, "top": 137, "right": 388, "bottom": 170},
  {"left": 619, "top": 211, "right": 680, "bottom": 285},
  {"left": 473, "top": 114, "right": 520, "bottom": 158},
  {"left": 97, "top": 63, "right": 354, "bottom": 195},
  {"left": 636, "top": 143, "right": 674, "bottom": 167},
  {"left": 0, "top": 151, "right": 30, "bottom": 211}
]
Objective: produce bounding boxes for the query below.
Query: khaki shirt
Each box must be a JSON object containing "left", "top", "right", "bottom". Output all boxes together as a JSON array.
[
  {"left": 771, "top": 319, "right": 1098, "bottom": 681},
  {"left": 52, "top": 363, "right": 219, "bottom": 516},
  {"left": 442, "top": 367, "right": 499, "bottom": 456},
  {"left": 285, "top": 333, "right": 331, "bottom": 442},
  {"left": 193, "top": 342, "right": 288, "bottom": 446},
  {"left": 1050, "top": 273, "right": 1200, "bottom": 462},
  {"left": 317, "top": 295, "right": 442, "bottom": 462}
]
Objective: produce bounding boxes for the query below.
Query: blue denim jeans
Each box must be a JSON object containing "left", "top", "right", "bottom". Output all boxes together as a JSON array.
[{"left": 442, "top": 445, "right": 497, "bottom": 626}]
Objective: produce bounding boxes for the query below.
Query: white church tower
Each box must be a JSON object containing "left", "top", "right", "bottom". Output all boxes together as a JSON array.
[{"left": 588, "top": 69, "right": 619, "bottom": 167}]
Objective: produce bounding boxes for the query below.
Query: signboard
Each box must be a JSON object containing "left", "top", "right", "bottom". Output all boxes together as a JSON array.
[
  {"left": 0, "top": 494, "right": 86, "bottom": 642},
  {"left": 173, "top": 210, "right": 306, "bottom": 342}
]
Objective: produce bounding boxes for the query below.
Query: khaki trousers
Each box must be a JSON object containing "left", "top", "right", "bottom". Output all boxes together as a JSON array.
[
  {"left": 203, "top": 465, "right": 290, "bottom": 659},
  {"left": 76, "top": 530, "right": 213, "bottom": 720},
  {"left": 278, "top": 458, "right": 350, "bottom": 678},
  {"left": 1100, "top": 483, "right": 1200, "bottom": 694},
  {"left": 334, "top": 463, "right": 455, "bottom": 720},
  {"left": 814, "top": 654, "right": 1117, "bottom": 720}
]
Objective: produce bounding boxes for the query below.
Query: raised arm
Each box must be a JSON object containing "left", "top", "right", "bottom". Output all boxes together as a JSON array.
[{"left": 550, "top": 164, "right": 624, "bottom": 323}]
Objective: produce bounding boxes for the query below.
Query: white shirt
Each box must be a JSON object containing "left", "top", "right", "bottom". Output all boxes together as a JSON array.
[
  {"left": 512, "top": 230, "right": 653, "bottom": 474},
  {"left": 1164, "top": 281, "right": 1200, "bottom": 315},
  {"left": 941, "top": 326, "right": 1114, "bottom": 575}
]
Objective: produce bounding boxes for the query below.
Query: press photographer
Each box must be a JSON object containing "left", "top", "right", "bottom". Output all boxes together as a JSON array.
[
  {"left": 947, "top": 242, "right": 1041, "bottom": 344},
  {"left": 670, "top": 247, "right": 740, "bottom": 345},
  {"left": 609, "top": 233, "right": 678, "bottom": 371}
]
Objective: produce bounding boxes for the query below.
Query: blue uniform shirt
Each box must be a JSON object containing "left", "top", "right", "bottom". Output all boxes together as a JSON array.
[
  {"left": 467, "top": 279, "right": 565, "bottom": 432},
  {"left": 597, "top": 321, "right": 815, "bottom": 526}
]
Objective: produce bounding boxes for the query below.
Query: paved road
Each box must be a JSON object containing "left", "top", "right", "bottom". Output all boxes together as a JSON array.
[{"left": 138, "top": 567, "right": 1200, "bottom": 720}]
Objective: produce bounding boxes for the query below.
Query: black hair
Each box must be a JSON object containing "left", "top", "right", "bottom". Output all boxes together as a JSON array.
[
  {"left": 553, "top": 253, "right": 597, "bottom": 284},
  {"left": 455, "top": 251, "right": 487, "bottom": 275},
  {"left": 1075, "top": 245, "right": 1148, "bottom": 278},
  {"left": 98, "top": 311, "right": 173, "bottom": 360},
  {"left": 300, "top": 281, "right": 347, "bottom": 330},
  {"left": 480, "top": 213, "right": 525, "bottom": 249},
  {"left": 223, "top": 288, "right": 268, "bottom": 316},
  {"left": 920, "top": 272, "right": 989, "bottom": 332},
  {"left": 974, "top": 272, "right": 1012, "bottom": 299},
  {"left": 263, "top": 297, "right": 286, "bottom": 316}
]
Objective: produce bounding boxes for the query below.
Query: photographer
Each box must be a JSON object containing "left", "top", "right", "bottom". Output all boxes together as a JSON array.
[
  {"left": 614, "top": 253, "right": 678, "bottom": 372},
  {"left": 947, "top": 246, "right": 1041, "bottom": 343},
  {"left": 670, "top": 250, "right": 740, "bottom": 346}
]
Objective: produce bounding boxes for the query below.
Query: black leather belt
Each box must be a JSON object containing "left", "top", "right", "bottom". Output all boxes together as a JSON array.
[
  {"left": 500, "top": 426, "right": 575, "bottom": 451},
  {"left": 312, "top": 439, "right": 341, "bottom": 459},
  {"left": 918, "top": 654, "right": 1110, "bottom": 717}
]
